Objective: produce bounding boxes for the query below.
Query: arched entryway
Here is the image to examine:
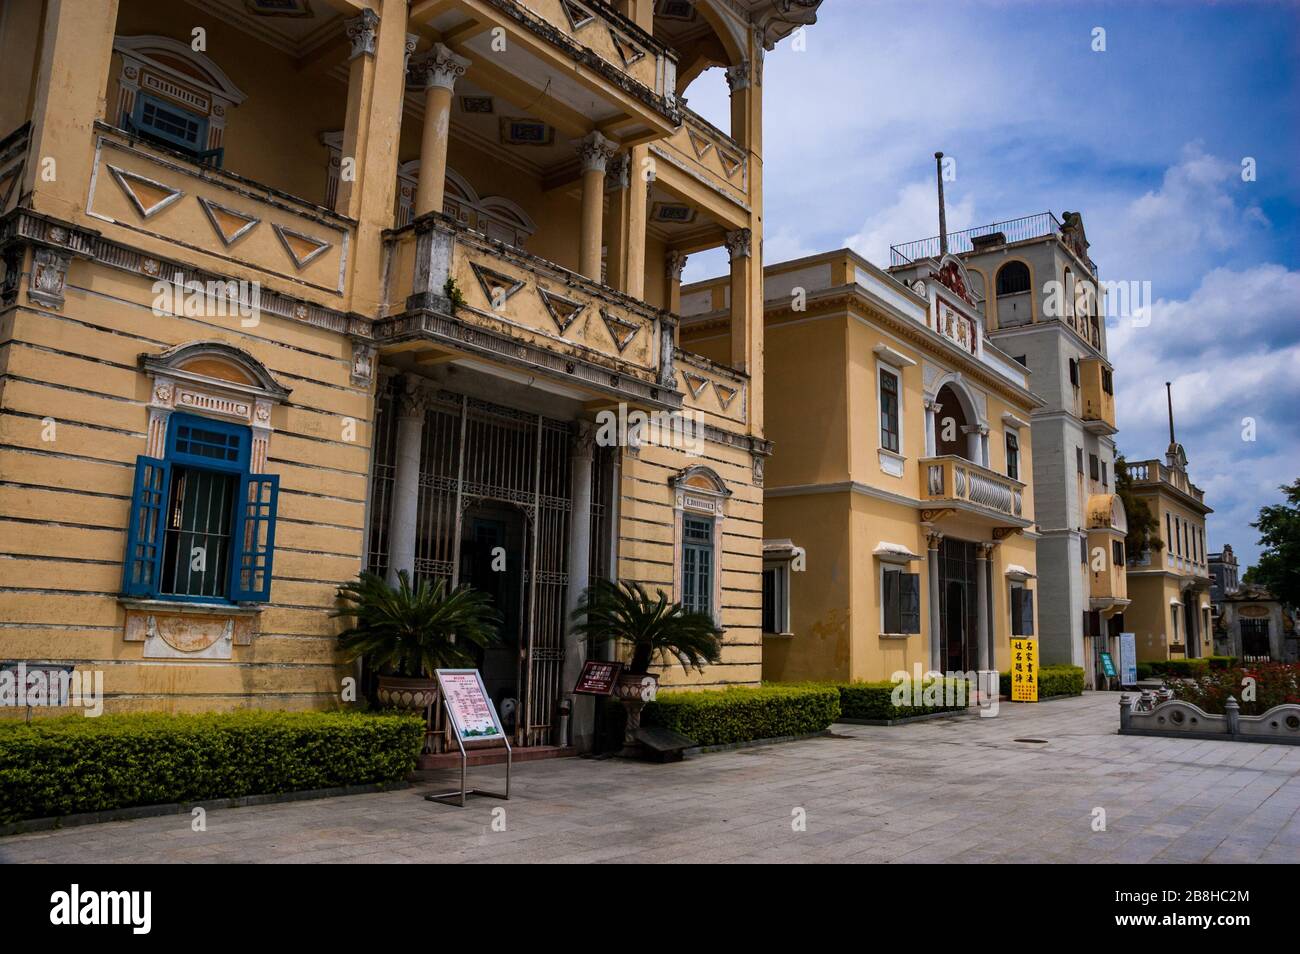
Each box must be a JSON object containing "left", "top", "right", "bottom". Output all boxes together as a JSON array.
[{"left": 930, "top": 380, "right": 984, "bottom": 464}]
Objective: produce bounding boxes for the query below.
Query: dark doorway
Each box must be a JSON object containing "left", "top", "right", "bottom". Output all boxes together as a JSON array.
[
  {"left": 460, "top": 504, "right": 526, "bottom": 726},
  {"left": 934, "top": 384, "right": 969, "bottom": 459},
  {"left": 1182, "top": 598, "right": 1198, "bottom": 657},
  {"left": 939, "top": 538, "right": 979, "bottom": 672},
  {"left": 1241, "top": 618, "right": 1271, "bottom": 659}
]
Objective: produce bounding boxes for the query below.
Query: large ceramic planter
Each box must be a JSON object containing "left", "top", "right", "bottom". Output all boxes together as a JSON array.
[
  {"left": 375, "top": 674, "right": 438, "bottom": 713},
  {"left": 613, "top": 671, "right": 659, "bottom": 756}
]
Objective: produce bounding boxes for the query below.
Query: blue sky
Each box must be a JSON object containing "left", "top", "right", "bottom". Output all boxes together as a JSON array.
[{"left": 684, "top": 0, "right": 1299, "bottom": 567}]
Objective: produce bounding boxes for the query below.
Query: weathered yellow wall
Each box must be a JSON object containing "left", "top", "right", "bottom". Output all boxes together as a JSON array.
[
  {"left": 0, "top": 263, "right": 371, "bottom": 714},
  {"left": 763, "top": 491, "right": 853, "bottom": 683}
]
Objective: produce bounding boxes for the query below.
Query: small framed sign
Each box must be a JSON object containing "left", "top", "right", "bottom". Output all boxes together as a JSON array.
[
  {"left": 1099, "top": 651, "right": 1117, "bottom": 679},
  {"left": 436, "top": 669, "right": 507, "bottom": 746},
  {"left": 427, "top": 669, "right": 511, "bottom": 808},
  {"left": 573, "top": 660, "right": 624, "bottom": 696}
]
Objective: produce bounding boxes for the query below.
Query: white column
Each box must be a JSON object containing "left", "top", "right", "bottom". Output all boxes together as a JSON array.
[
  {"left": 564, "top": 422, "right": 596, "bottom": 750},
  {"left": 387, "top": 383, "right": 425, "bottom": 583},
  {"left": 926, "top": 530, "right": 943, "bottom": 671},
  {"left": 976, "top": 543, "right": 992, "bottom": 673}
]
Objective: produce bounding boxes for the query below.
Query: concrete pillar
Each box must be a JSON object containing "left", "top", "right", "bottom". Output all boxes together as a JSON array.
[
  {"left": 725, "top": 228, "right": 753, "bottom": 372},
  {"left": 387, "top": 382, "right": 425, "bottom": 584},
  {"left": 926, "top": 530, "right": 943, "bottom": 671},
  {"left": 564, "top": 422, "right": 596, "bottom": 750},
  {"left": 335, "top": 0, "right": 409, "bottom": 315},
  {"left": 412, "top": 44, "right": 471, "bottom": 218},
  {"left": 576, "top": 132, "right": 617, "bottom": 281},
  {"left": 624, "top": 146, "right": 649, "bottom": 298},
  {"left": 23, "top": 0, "right": 122, "bottom": 220},
  {"left": 666, "top": 250, "right": 687, "bottom": 315},
  {"left": 976, "top": 543, "right": 992, "bottom": 672}
]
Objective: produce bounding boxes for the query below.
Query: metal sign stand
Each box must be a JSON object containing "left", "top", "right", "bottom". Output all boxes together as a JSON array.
[{"left": 425, "top": 670, "right": 512, "bottom": 808}]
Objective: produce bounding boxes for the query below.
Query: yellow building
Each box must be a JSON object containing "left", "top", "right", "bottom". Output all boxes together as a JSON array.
[
  {"left": 680, "top": 249, "right": 1042, "bottom": 683},
  {"left": 0, "top": 0, "right": 820, "bottom": 747},
  {"left": 1122, "top": 443, "right": 1213, "bottom": 662}
]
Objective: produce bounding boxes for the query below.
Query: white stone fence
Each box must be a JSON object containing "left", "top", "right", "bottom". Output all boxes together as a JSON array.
[{"left": 1119, "top": 692, "right": 1300, "bottom": 745}]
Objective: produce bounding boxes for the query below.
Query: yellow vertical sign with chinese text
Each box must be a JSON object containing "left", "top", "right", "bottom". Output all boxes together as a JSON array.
[{"left": 1010, "top": 638, "right": 1038, "bottom": 702}]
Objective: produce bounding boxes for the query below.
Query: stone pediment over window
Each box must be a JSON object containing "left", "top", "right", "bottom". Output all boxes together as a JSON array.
[
  {"left": 113, "top": 36, "right": 247, "bottom": 154},
  {"left": 139, "top": 341, "right": 290, "bottom": 471},
  {"left": 670, "top": 464, "right": 731, "bottom": 514}
]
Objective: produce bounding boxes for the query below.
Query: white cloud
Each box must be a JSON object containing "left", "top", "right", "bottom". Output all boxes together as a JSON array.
[{"left": 842, "top": 180, "right": 977, "bottom": 269}]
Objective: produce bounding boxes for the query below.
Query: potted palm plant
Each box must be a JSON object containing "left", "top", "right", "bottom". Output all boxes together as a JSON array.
[
  {"left": 571, "top": 580, "right": 722, "bottom": 753},
  {"left": 333, "top": 570, "right": 500, "bottom": 712}
]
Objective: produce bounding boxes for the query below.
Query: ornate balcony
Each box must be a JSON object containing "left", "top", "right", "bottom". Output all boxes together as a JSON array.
[
  {"left": 675, "top": 348, "right": 748, "bottom": 428},
  {"left": 377, "top": 213, "right": 679, "bottom": 410},
  {"left": 83, "top": 123, "right": 356, "bottom": 306},
  {"left": 652, "top": 107, "right": 750, "bottom": 209},
  {"left": 920, "top": 455, "right": 1030, "bottom": 527}
]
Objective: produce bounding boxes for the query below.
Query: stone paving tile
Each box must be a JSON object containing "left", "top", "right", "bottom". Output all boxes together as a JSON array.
[{"left": 3, "top": 692, "right": 1300, "bottom": 864}]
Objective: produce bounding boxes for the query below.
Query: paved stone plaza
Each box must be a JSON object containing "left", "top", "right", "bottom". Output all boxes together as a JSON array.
[{"left": 4, "top": 693, "right": 1299, "bottom": 864}]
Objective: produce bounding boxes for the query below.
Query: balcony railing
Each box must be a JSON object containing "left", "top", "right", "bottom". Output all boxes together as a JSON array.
[
  {"left": 675, "top": 348, "right": 748, "bottom": 426},
  {"left": 921, "top": 455, "right": 1025, "bottom": 520},
  {"left": 378, "top": 213, "right": 677, "bottom": 409},
  {"left": 653, "top": 106, "right": 750, "bottom": 206},
  {"left": 890, "top": 211, "right": 1098, "bottom": 274},
  {"left": 0, "top": 122, "right": 29, "bottom": 218},
  {"left": 1121, "top": 460, "right": 1205, "bottom": 504},
  {"left": 489, "top": 0, "right": 678, "bottom": 117},
  {"left": 85, "top": 123, "right": 355, "bottom": 303}
]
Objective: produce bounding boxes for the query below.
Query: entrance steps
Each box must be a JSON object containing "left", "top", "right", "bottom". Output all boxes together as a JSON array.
[{"left": 415, "top": 744, "right": 573, "bottom": 772}]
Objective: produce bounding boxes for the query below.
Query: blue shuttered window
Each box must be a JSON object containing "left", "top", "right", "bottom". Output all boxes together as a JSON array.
[
  {"left": 232, "top": 474, "right": 280, "bottom": 602},
  {"left": 122, "top": 456, "right": 170, "bottom": 596},
  {"left": 122, "top": 414, "right": 278, "bottom": 603}
]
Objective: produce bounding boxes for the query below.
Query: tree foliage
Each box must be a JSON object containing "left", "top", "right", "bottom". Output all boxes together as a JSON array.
[
  {"left": 1115, "top": 455, "right": 1163, "bottom": 561},
  {"left": 1244, "top": 479, "right": 1300, "bottom": 608}
]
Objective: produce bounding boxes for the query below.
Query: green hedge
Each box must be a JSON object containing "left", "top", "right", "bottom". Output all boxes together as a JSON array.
[
  {"left": 0, "top": 709, "right": 424, "bottom": 824},
  {"left": 837, "top": 677, "right": 971, "bottom": 721},
  {"left": 606, "top": 684, "right": 840, "bottom": 748},
  {"left": 998, "top": 664, "right": 1085, "bottom": 699},
  {"left": 1207, "top": 656, "right": 1238, "bottom": 671}
]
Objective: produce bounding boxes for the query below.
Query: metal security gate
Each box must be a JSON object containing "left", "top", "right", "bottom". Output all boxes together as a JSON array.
[{"left": 367, "top": 380, "right": 578, "bottom": 746}]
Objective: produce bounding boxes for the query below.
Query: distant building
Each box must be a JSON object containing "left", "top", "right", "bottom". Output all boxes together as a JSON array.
[
  {"left": 688, "top": 247, "right": 1042, "bottom": 684},
  {"left": 1121, "top": 393, "right": 1214, "bottom": 662},
  {"left": 889, "top": 202, "right": 1125, "bottom": 688},
  {"left": 1208, "top": 544, "right": 1241, "bottom": 605},
  {"left": 1210, "top": 546, "right": 1296, "bottom": 662}
]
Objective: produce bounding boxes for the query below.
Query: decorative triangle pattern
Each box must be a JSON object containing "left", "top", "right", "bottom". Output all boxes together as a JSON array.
[
  {"left": 681, "top": 370, "right": 709, "bottom": 399},
  {"left": 470, "top": 261, "right": 525, "bottom": 308},
  {"left": 600, "top": 310, "right": 640, "bottom": 352},
  {"left": 272, "top": 223, "right": 332, "bottom": 269},
  {"left": 686, "top": 129, "right": 713, "bottom": 160},
  {"left": 197, "top": 196, "right": 260, "bottom": 247},
  {"left": 717, "top": 151, "right": 743, "bottom": 179},
  {"left": 559, "top": 0, "right": 595, "bottom": 30},
  {"left": 714, "top": 383, "right": 738, "bottom": 409},
  {"left": 537, "top": 287, "right": 586, "bottom": 334},
  {"left": 107, "top": 164, "right": 184, "bottom": 219},
  {"left": 609, "top": 29, "right": 645, "bottom": 67}
]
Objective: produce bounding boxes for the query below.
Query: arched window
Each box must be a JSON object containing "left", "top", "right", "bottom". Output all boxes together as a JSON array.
[{"left": 995, "top": 261, "right": 1031, "bottom": 296}]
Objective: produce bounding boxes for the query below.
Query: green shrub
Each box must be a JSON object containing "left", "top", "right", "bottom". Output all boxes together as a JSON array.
[
  {"left": 1207, "top": 655, "right": 1238, "bottom": 671},
  {"left": 1149, "top": 659, "right": 1209, "bottom": 678},
  {"left": 998, "top": 664, "right": 1085, "bottom": 699},
  {"left": 606, "top": 684, "right": 840, "bottom": 748},
  {"left": 0, "top": 709, "right": 424, "bottom": 824},
  {"left": 837, "top": 677, "right": 971, "bottom": 721},
  {"left": 1136, "top": 663, "right": 1154, "bottom": 681}
]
